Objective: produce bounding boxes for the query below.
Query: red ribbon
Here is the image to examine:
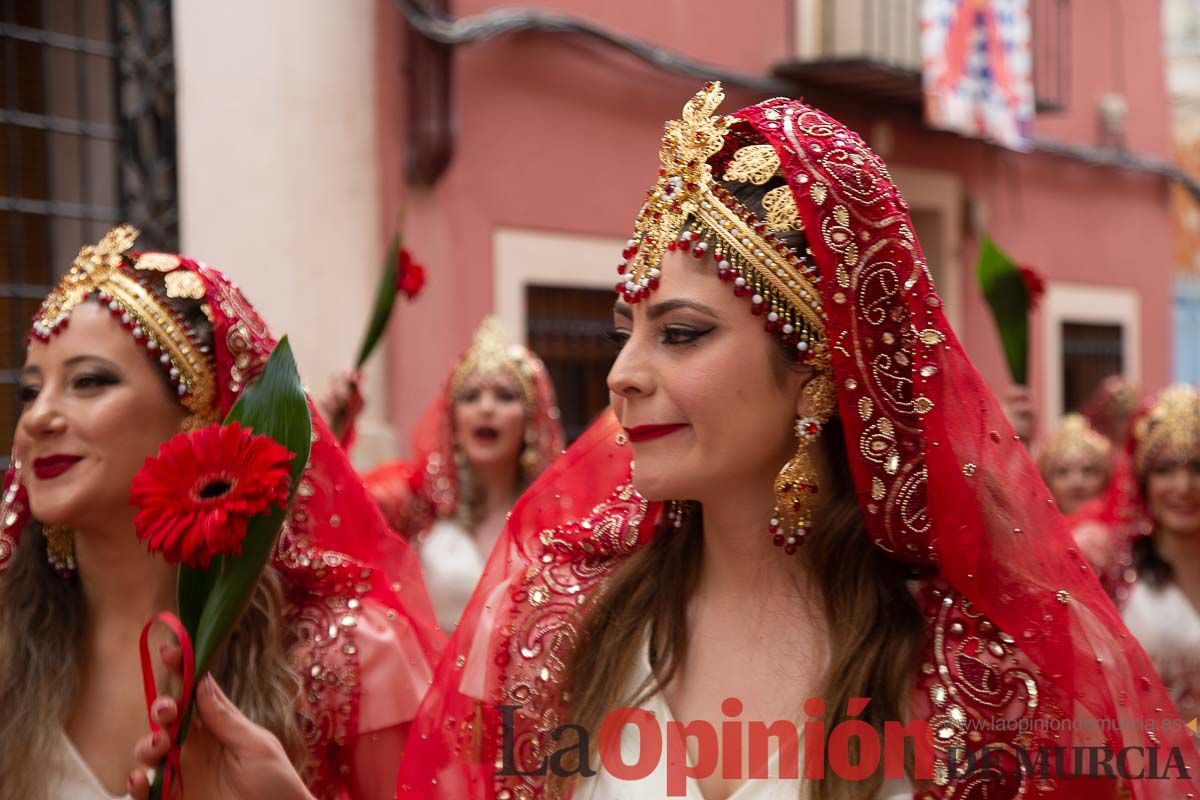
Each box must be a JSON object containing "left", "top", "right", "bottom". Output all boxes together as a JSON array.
[{"left": 139, "top": 611, "right": 196, "bottom": 800}]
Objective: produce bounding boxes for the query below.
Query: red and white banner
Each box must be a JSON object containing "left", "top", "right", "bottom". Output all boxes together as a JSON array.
[{"left": 921, "top": 0, "right": 1035, "bottom": 150}]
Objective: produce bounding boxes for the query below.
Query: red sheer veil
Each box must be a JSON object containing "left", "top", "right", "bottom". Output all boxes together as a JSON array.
[
  {"left": 0, "top": 233, "right": 445, "bottom": 794},
  {"left": 398, "top": 87, "right": 1200, "bottom": 799}
]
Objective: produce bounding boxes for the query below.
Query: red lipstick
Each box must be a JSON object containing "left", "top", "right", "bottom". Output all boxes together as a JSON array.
[
  {"left": 624, "top": 424, "right": 688, "bottom": 444},
  {"left": 32, "top": 455, "right": 82, "bottom": 480}
]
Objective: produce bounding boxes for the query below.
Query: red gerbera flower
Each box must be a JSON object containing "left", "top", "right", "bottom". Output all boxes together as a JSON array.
[
  {"left": 396, "top": 248, "right": 426, "bottom": 299},
  {"left": 131, "top": 423, "right": 294, "bottom": 568}
]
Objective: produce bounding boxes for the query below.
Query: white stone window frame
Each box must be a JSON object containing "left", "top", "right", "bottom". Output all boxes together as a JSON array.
[{"left": 1040, "top": 282, "right": 1140, "bottom": 419}]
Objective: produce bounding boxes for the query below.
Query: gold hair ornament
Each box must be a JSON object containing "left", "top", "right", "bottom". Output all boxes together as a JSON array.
[
  {"left": 1035, "top": 414, "right": 1111, "bottom": 477},
  {"left": 449, "top": 317, "right": 537, "bottom": 407},
  {"left": 617, "top": 82, "right": 828, "bottom": 367},
  {"left": 31, "top": 225, "right": 217, "bottom": 422},
  {"left": 1132, "top": 384, "right": 1200, "bottom": 476}
]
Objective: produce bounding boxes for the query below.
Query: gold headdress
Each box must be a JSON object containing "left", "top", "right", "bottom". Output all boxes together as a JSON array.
[
  {"left": 1131, "top": 384, "right": 1200, "bottom": 475},
  {"left": 618, "top": 82, "right": 827, "bottom": 366},
  {"left": 1035, "top": 413, "right": 1111, "bottom": 476},
  {"left": 31, "top": 225, "right": 217, "bottom": 422},
  {"left": 448, "top": 317, "right": 537, "bottom": 407}
]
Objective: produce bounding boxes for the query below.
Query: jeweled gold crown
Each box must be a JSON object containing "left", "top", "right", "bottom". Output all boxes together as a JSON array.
[
  {"left": 32, "top": 225, "right": 217, "bottom": 422},
  {"left": 1036, "top": 413, "right": 1111, "bottom": 475},
  {"left": 449, "top": 316, "right": 536, "bottom": 406},
  {"left": 1132, "top": 384, "right": 1200, "bottom": 475},
  {"left": 617, "top": 82, "right": 827, "bottom": 366}
]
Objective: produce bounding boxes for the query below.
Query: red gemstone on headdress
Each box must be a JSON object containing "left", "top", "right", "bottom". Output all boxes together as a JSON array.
[
  {"left": 615, "top": 281, "right": 626, "bottom": 293},
  {"left": 692, "top": 243, "right": 707, "bottom": 259},
  {"left": 784, "top": 543, "right": 798, "bottom": 555},
  {"left": 751, "top": 302, "right": 766, "bottom": 316},
  {"left": 765, "top": 319, "right": 780, "bottom": 334},
  {"left": 772, "top": 534, "right": 785, "bottom": 547},
  {"left": 718, "top": 268, "right": 734, "bottom": 282},
  {"left": 617, "top": 263, "right": 627, "bottom": 275},
  {"left": 678, "top": 239, "right": 692, "bottom": 252},
  {"left": 733, "top": 285, "right": 750, "bottom": 297},
  {"left": 667, "top": 241, "right": 677, "bottom": 252},
  {"left": 648, "top": 277, "right": 660, "bottom": 290},
  {"left": 753, "top": 221, "right": 767, "bottom": 233}
]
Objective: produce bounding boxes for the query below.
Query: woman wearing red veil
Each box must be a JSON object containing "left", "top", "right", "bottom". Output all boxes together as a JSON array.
[
  {"left": 1120, "top": 385, "right": 1200, "bottom": 726},
  {"left": 1035, "top": 414, "right": 1113, "bottom": 518},
  {"left": 392, "top": 85, "right": 1200, "bottom": 799},
  {"left": 0, "top": 227, "right": 443, "bottom": 799},
  {"left": 353, "top": 316, "right": 564, "bottom": 632}
]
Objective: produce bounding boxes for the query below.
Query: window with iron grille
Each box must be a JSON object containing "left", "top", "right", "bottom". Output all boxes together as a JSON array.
[
  {"left": 526, "top": 286, "right": 618, "bottom": 445},
  {"left": 0, "top": 0, "right": 176, "bottom": 468},
  {"left": 1061, "top": 322, "right": 1123, "bottom": 415}
]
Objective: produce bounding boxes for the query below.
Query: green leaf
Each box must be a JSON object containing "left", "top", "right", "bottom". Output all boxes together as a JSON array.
[
  {"left": 977, "top": 234, "right": 1032, "bottom": 384},
  {"left": 354, "top": 233, "right": 401, "bottom": 369},
  {"left": 174, "top": 337, "right": 311, "bottom": 743},
  {"left": 177, "top": 559, "right": 215, "bottom": 635}
]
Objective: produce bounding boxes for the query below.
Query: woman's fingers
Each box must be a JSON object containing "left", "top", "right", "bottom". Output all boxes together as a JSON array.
[
  {"left": 127, "top": 768, "right": 152, "bottom": 800},
  {"left": 151, "top": 696, "right": 178, "bottom": 727},
  {"left": 134, "top": 729, "right": 171, "bottom": 765},
  {"left": 194, "top": 674, "right": 262, "bottom": 749},
  {"left": 159, "top": 642, "right": 183, "bottom": 672}
]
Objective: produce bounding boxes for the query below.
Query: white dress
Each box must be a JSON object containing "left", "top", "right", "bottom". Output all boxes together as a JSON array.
[
  {"left": 419, "top": 518, "right": 487, "bottom": 632},
  {"left": 573, "top": 636, "right": 915, "bottom": 800},
  {"left": 1122, "top": 579, "right": 1200, "bottom": 724},
  {"left": 50, "top": 731, "right": 131, "bottom": 800}
]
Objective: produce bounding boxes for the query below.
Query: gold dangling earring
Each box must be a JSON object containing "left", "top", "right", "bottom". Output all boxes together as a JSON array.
[
  {"left": 663, "top": 499, "right": 689, "bottom": 531},
  {"left": 519, "top": 427, "right": 540, "bottom": 477},
  {"left": 43, "top": 524, "right": 77, "bottom": 576},
  {"left": 770, "top": 375, "right": 835, "bottom": 555}
]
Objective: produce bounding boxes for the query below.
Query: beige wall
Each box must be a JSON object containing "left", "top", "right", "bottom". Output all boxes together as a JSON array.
[{"left": 172, "top": 0, "right": 396, "bottom": 463}]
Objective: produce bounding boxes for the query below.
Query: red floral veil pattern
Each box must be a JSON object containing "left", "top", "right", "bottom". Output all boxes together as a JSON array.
[
  {"left": 0, "top": 249, "right": 445, "bottom": 797},
  {"left": 398, "top": 87, "right": 1199, "bottom": 799},
  {"left": 363, "top": 317, "right": 564, "bottom": 538}
]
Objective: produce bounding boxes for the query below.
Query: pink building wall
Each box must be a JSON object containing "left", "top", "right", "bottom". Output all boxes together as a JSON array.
[{"left": 376, "top": 0, "right": 1174, "bottom": 447}]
